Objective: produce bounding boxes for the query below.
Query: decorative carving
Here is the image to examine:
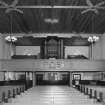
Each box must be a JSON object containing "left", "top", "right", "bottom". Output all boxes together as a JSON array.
[{"left": 41, "top": 59, "right": 64, "bottom": 69}]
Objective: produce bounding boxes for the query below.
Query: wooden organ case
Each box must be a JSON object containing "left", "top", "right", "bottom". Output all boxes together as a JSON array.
[{"left": 42, "top": 36, "right": 64, "bottom": 59}]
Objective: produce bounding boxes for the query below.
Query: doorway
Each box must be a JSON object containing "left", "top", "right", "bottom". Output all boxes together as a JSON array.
[
  {"left": 35, "top": 72, "right": 70, "bottom": 85},
  {"left": 72, "top": 74, "right": 81, "bottom": 87}
]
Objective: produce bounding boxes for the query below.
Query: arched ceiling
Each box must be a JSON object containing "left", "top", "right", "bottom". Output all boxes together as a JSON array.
[{"left": 0, "top": 0, "right": 105, "bottom": 34}]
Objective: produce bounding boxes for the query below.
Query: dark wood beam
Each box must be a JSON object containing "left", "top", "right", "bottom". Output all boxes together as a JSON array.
[{"left": 0, "top": 5, "right": 105, "bottom": 9}]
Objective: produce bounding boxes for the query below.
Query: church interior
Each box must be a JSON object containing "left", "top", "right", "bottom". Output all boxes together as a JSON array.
[{"left": 0, "top": 0, "right": 105, "bottom": 105}]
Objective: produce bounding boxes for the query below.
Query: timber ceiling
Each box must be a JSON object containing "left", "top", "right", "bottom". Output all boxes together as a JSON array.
[{"left": 0, "top": 0, "right": 105, "bottom": 34}]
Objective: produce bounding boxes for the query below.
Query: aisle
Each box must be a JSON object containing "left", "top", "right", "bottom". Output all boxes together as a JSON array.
[{"left": 4, "top": 86, "right": 102, "bottom": 105}]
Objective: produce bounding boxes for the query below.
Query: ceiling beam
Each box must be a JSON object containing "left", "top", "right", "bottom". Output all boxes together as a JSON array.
[
  {"left": 0, "top": 5, "right": 105, "bottom": 9},
  {"left": 2, "top": 33, "right": 102, "bottom": 38}
]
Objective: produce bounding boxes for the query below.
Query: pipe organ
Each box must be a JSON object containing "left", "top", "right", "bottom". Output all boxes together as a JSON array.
[{"left": 42, "top": 36, "right": 64, "bottom": 59}]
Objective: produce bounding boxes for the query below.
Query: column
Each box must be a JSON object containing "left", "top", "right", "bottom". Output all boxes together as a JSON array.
[
  {"left": 32, "top": 72, "right": 36, "bottom": 87},
  {"left": 69, "top": 72, "right": 72, "bottom": 87},
  {"left": 89, "top": 44, "right": 92, "bottom": 60},
  {"left": 0, "top": 36, "right": 4, "bottom": 59},
  {"left": 89, "top": 43, "right": 94, "bottom": 60},
  {"left": 60, "top": 39, "right": 64, "bottom": 59},
  {"left": 44, "top": 40, "right": 47, "bottom": 59},
  {"left": 58, "top": 40, "right": 61, "bottom": 59},
  {"left": 2, "top": 36, "right": 12, "bottom": 59}
]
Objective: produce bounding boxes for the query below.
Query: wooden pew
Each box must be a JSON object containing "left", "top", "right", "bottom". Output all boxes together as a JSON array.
[
  {"left": 79, "top": 85, "right": 105, "bottom": 103},
  {"left": 0, "top": 85, "right": 25, "bottom": 103},
  {"left": 94, "top": 90, "right": 97, "bottom": 99},
  {"left": 85, "top": 88, "right": 88, "bottom": 95},
  {"left": 89, "top": 89, "right": 92, "bottom": 98}
]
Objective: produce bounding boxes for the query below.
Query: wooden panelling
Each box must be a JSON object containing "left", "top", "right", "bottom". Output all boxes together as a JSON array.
[
  {"left": 0, "top": 59, "right": 105, "bottom": 71},
  {"left": 1, "top": 60, "right": 34, "bottom": 71}
]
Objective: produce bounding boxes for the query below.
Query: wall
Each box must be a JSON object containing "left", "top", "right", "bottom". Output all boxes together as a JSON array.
[
  {"left": 93, "top": 35, "right": 105, "bottom": 60},
  {"left": 16, "top": 46, "right": 40, "bottom": 56},
  {"left": 5, "top": 72, "right": 15, "bottom": 80},
  {"left": 0, "top": 72, "right": 4, "bottom": 81},
  {"left": 0, "top": 36, "right": 15, "bottom": 59},
  {"left": 65, "top": 46, "right": 89, "bottom": 58},
  {"left": 72, "top": 72, "right": 102, "bottom": 80},
  {"left": 4, "top": 43, "right": 16, "bottom": 59},
  {"left": 0, "top": 36, "right": 4, "bottom": 59},
  {"left": 93, "top": 36, "right": 102, "bottom": 60},
  {"left": 101, "top": 35, "right": 105, "bottom": 59},
  {"left": 82, "top": 72, "right": 94, "bottom": 80}
]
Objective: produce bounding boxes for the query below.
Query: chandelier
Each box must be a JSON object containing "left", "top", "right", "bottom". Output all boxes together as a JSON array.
[
  {"left": 88, "top": 36, "right": 99, "bottom": 43},
  {"left": 5, "top": 36, "right": 17, "bottom": 42}
]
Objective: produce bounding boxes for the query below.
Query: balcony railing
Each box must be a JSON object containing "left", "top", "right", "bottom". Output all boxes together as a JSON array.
[{"left": 0, "top": 59, "right": 105, "bottom": 72}]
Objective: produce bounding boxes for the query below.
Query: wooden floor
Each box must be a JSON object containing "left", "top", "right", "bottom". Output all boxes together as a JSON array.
[{"left": 4, "top": 86, "right": 102, "bottom": 105}]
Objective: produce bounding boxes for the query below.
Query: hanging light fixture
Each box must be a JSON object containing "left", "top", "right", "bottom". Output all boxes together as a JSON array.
[
  {"left": 88, "top": 35, "right": 99, "bottom": 43},
  {"left": 5, "top": 36, "right": 17, "bottom": 42},
  {"left": 1, "top": 0, "right": 23, "bottom": 43},
  {"left": 44, "top": 0, "right": 59, "bottom": 24}
]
